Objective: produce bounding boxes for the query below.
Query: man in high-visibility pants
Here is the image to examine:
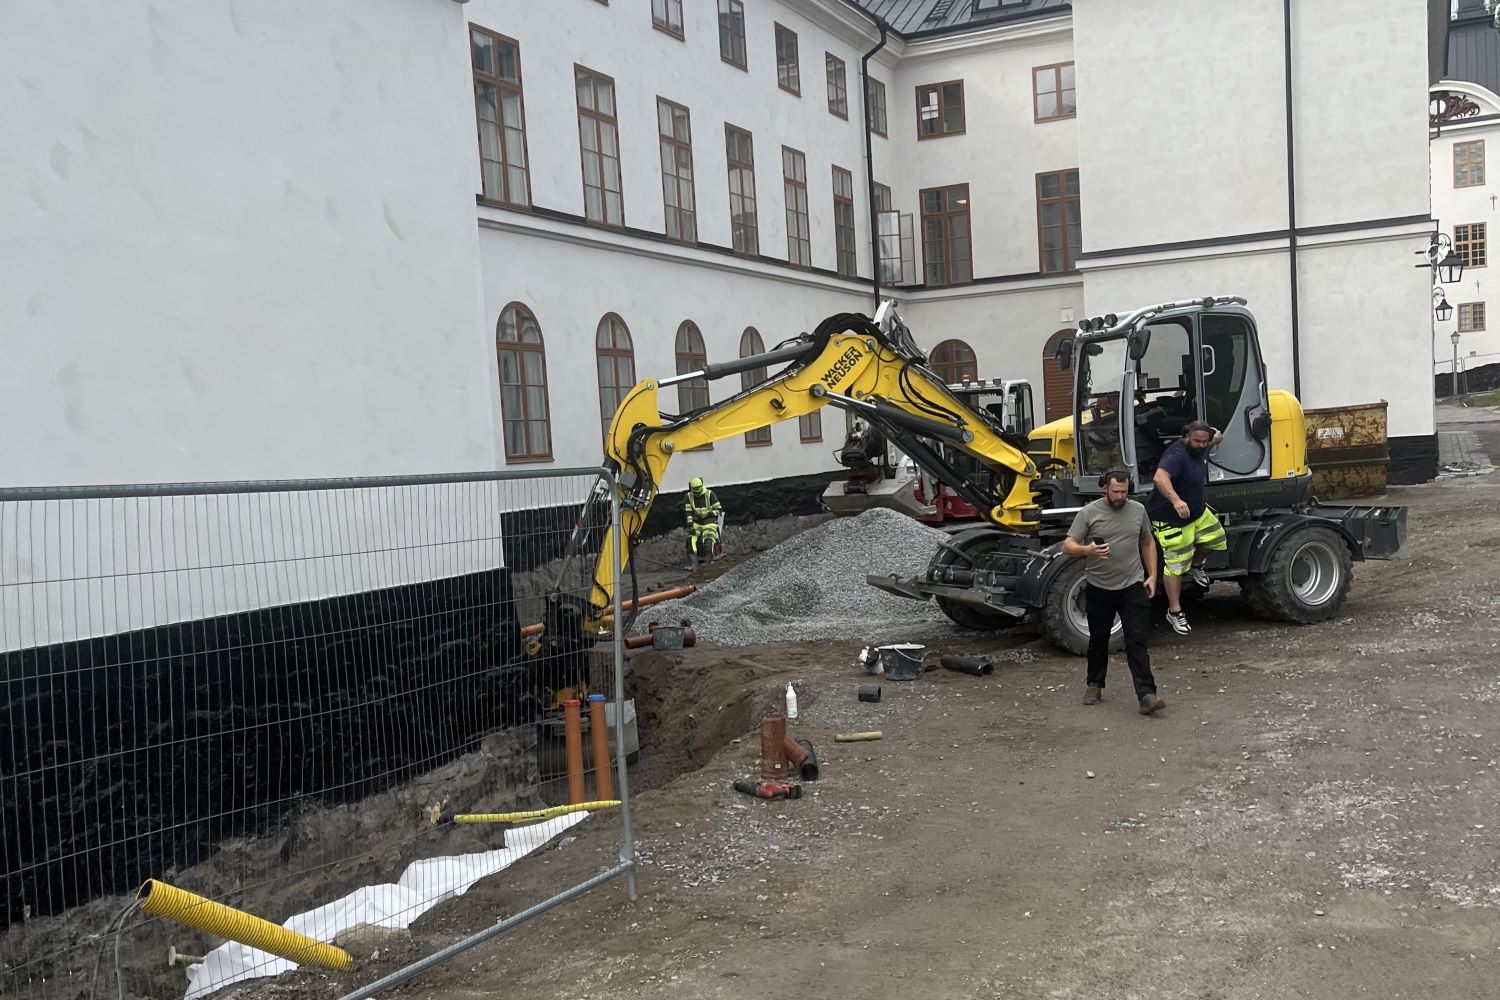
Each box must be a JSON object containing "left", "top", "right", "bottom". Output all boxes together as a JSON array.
[
  {"left": 1145, "top": 421, "right": 1227, "bottom": 635},
  {"left": 684, "top": 477, "right": 723, "bottom": 569}
]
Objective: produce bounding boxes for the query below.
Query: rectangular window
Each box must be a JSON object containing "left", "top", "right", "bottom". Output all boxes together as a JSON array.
[
  {"left": 725, "top": 124, "right": 759, "bottom": 255},
  {"left": 718, "top": 0, "right": 746, "bottom": 69},
  {"left": 920, "top": 184, "right": 972, "bottom": 287},
  {"left": 1457, "top": 222, "right": 1488, "bottom": 268},
  {"left": 1455, "top": 140, "right": 1486, "bottom": 188},
  {"left": 658, "top": 98, "right": 697, "bottom": 243},
  {"left": 833, "top": 166, "right": 857, "bottom": 278},
  {"left": 1037, "top": 169, "right": 1082, "bottom": 274},
  {"left": 916, "top": 80, "right": 965, "bottom": 139},
  {"left": 576, "top": 66, "right": 623, "bottom": 227},
  {"left": 826, "top": 53, "right": 848, "bottom": 118},
  {"left": 874, "top": 182, "right": 892, "bottom": 212},
  {"left": 652, "top": 0, "right": 684, "bottom": 38},
  {"left": 1033, "top": 62, "right": 1076, "bottom": 122},
  {"left": 867, "top": 77, "right": 888, "bottom": 137},
  {"left": 776, "top": 24, "right": 800, "bottom": 95},
  {"left": 875, "top": 183, "right": 915, "bottom": 286},
  {"left": 782, "top": 147, "right": 811, "bottom": 267},
  {"left": 1459, "top": 302, "right": 1487, "bottom": 332},
  {"left": 799, "top": 410, "right": 822, "bottom": 442},
  {"left": 471, "top": 26, "right": 530, "bottom": 207}
]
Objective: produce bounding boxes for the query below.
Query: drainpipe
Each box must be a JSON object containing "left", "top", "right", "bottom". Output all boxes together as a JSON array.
[
  {"left": 1283, "top": 0, "right": 1302, "bottom": 398},
  {"left": 859, "top": 17, "right": 890, "bottom": 311}
]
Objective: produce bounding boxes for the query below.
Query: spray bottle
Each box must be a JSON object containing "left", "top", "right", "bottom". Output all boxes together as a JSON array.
[{"left": 784, "top": 682, "right": 798, "bottom": 721}]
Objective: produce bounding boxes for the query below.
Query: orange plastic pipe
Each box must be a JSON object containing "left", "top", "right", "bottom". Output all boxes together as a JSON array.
[
  {"left": 587, "top": 696, "right": 615, "bottom": 801},
  {"left": 519, "top": 586, "right": 698, "bottom": 638},
  {"left": 563, "top": 699, "right": 585, "bottom": 805}
]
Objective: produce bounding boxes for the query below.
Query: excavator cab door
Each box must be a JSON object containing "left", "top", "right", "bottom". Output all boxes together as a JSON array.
[{"left": 1198, "top": 311, "right": 1271, "bottom": 482}]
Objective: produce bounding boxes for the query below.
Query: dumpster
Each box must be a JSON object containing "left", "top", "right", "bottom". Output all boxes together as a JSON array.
[{"left": 1303, "top": 401, "right": 1390, "bottom": 500}]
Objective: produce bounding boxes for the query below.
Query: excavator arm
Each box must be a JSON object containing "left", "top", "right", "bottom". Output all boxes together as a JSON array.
[{"left": 559, "top": 305, "right": 1042, "bottom": 635}]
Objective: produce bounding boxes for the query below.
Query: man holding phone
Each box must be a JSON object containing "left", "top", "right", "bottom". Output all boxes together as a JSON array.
[{"left": 1062, "top": 470, "right": 1165, "bottom": 715}]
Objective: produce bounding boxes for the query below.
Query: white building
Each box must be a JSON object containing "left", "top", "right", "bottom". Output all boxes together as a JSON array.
[
  {"left": 3, "top": 0, "right": 1444, "bottom": 503},
  {"left": 1431, "top": 0, "right": 1500, "bottom": 386}
]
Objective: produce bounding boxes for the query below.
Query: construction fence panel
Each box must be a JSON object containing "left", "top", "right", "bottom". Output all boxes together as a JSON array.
[{"left": 0, "top": 469, "right": 634, "bottom": 1000}]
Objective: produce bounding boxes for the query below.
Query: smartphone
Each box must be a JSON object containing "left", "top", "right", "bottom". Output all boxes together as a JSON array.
[{"left": 1091, "top": 537, "right": 1106, "bottom": 546}]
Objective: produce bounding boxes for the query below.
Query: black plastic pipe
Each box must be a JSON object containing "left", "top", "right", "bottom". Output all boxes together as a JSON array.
[
  {"left": 940, "top": 654, "right": 994, "bottom": 677},
  {"left": 1283, "top": 0, "right": 1302, "bottom": 398},
  {"left": 858, "top": 18, "right": 890, "bottom": 310}
]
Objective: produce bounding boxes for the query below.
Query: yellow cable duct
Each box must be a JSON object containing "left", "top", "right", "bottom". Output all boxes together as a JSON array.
[
  {"left": 449, "top": 800, "right": 621, "bottom": 825},
  {"left": 136, "top": 879, "right": 354, "bottom": 973}
]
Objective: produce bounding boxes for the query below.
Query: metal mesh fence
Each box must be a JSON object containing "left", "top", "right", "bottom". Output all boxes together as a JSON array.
[{"left": 0, "top": 470, "right": 633, "bottom": 1000}]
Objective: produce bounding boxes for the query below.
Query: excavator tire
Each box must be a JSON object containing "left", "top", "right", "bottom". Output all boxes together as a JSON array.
[
  {"left": 1036, "top": 558, "right": 1124, "bottom": 657},
  {"left": 928, "top": 529, "right": 1020, "bottom": 632},
  {"left": 1239, "top": 525, "right": 1353, "bottom": 624}
]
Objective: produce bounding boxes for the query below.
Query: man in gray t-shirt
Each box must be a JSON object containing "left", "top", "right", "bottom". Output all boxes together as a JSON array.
[{"left": 1062, "top": 470, "right": 1164, "bottom": 715}]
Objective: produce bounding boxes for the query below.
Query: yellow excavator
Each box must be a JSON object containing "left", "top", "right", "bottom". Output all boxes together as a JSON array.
[{"left": 543, "top": 297, "right": 1404, "bottom": 682}]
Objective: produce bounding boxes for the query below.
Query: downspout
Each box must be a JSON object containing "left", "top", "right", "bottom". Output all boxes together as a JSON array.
[
  {"left": 1283, "top": 0, "right": 1302, "bottom": 398},
  {"left": 859, "top": 17, "right": 890, "bottom": 311}
]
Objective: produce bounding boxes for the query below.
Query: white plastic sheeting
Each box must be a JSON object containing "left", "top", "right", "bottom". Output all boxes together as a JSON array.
[{"left": 183, "top": 812, "right": 590, "bottom": 998}]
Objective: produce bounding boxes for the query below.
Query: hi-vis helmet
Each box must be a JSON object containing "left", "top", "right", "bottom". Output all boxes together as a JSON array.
[{"left": 689, "top": 477, "right": 706, "bottom": 492}]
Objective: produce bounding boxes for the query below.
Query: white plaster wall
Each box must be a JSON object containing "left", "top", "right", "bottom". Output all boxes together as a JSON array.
[
  {"left": 904, "top": 284, "right": 1085, "bottom": 395},
  {"left": 1, "top": 0, "right": 493, "bottom": 486},
  {"left": 470, "top": 0, "right": 893, "bottom": 278},
  {"left": 1071, "top": 0, "right": 1288, "bottom": 251},
  {"left": 891, "top": 23, "right": 1078, "bottom": 278}
]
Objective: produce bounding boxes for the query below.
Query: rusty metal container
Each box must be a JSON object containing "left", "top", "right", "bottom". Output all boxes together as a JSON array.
[{"left": 1302, "top": 401, "right": 1390, "bottom": 500}]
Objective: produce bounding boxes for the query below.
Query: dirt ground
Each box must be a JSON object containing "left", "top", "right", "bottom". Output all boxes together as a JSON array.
[{"left": 19, "top": 470, "right": 1500, "bottom": 1000}]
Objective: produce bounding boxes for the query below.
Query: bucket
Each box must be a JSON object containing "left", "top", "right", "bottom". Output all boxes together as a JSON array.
[
  {"left": 652, "top": 625, "right": 686, "bottom": 651},
  {"left": 876, "top": 643, "right": 924, "bottom": 681}
]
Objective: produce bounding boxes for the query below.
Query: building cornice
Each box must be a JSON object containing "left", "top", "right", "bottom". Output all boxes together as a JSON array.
[{"left": 899, "top": 12, "right": 1071, "bottom": 63}]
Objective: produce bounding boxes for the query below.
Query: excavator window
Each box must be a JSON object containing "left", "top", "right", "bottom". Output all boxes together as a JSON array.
[
  {"left": 1076, "top": 339, "right": 1129, "bottom": 477},
  {"left": 1200, "top": 313, "right": 1250, "bottom": 432}
]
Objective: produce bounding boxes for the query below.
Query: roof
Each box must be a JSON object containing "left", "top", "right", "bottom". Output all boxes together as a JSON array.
[
  {"left": 840, "top": 0, "right": 1070, "bottom": 38},
  {"left": 1448, "top": 8, "right": 1500, "bottom": 95}
]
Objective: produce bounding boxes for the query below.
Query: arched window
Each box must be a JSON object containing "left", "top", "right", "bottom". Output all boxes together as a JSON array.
[
  {"left": 596, "top": 313, "right": 636, "bottom": 440},
  {"left": 497, "top": 302, "right": 552, "bottom": 462},
  {"left": 675, "top": 321, "right": 711, "bottom": 451},
  {"left": 739, "top": 328, "right": 771, "bottom": 446},
  {"left": 930, "top": 338, "right": 978, "bottom": 384},
  {"left": 1041, "top": 328, "right": 1075, "bottom": 423}
]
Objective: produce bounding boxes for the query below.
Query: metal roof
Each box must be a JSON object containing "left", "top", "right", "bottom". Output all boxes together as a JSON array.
[
  {"left": 840, "top": 0, "right": 1070, "bottom": 38},
  {"left": 1448, "top": 8, "right": 1500, "bottom": 95}
]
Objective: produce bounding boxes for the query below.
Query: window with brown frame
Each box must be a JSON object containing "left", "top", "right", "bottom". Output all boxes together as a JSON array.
[
  {"left": 471, "top": 26, "right": 531, "bottom": 207},
  {"left": 833, "top": 166, "right": 857, "bottom": 278},
  {"left": 740, "top": 328, "right": 773, "bottom": 446},
  {"left": 930, "top": 340, "right": 978, "bottom": 384},
  {"left": 826, "top": 53, "right": 848, "bottom": 118},
  {"left": 1456, "top": 140, "right": 1486, "bottom": 188},
  {"left": 497, "top": 303, "right": 552, "bottom": 462},
  {"left": 718, "top": 0, "right": 746, "bottom": 68},
  {"left": 1456, "top": 222, "right": 1488, "bottom": 268},
  {"left": 874, "top": 182, "right": 892, "bottom": 212},
  {"left": 1037, "top": 169, "right": 1081, "bottom": 274},
  {"left": 576, "top": 66, "right": 624, "bottom": 227},
  {"left": 658, "top": 98, "right": 697, "bottom": 243},
  {"left": 916, "top": 81, "right": 964, "bottom": 139},
  {"left": 725, "top": 124, "right": 759, "bottom": 255},
  {"left": 799, "top": 411, "right": 822, "bottom": 442},
  {"left": 652, "top": 0, "right": 684, "bottom": 38},
  {"left": 1459, "top": 302, "right": 1487, "bottom": 332},
  {"left": 783, "top": 146, "right": 811, "bottom": 267},
  {"left": 675, "top": 322, "right": 711, "bottom": 448},
  {"left": 920, "top": 184, "right": 972, "bottom": 287},
  {"left": 596, "top": 313, "right": 636, "bottom": 441},
  {"left": 867, "top": 77, "right": 888, "bottom": 137},
  {"left": 775, "top": 24, "right": 800, "bottom": 95},
  {"left": 1033, "top": 62, "right": 1076, "bottom": 123}
]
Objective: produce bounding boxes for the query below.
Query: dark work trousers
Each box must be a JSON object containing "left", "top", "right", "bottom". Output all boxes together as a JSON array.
[{"left": 1084, "top": 582, "right": 1156, "bottom": 698}]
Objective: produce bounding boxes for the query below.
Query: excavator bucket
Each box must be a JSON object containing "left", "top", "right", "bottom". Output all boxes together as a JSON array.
[{"left": 820, "top": 475, "right": 935, "bottom": 519}]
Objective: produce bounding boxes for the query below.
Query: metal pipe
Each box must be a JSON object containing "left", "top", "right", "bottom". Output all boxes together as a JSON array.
[
  {"left": 563, "top": 700, "right": 585, "bottom": 806},
  {"left": 609, "top": 472, "right": 638, "bottom": 901},
  {"left": 783, "top": 735, "right": 819, "bottom": 781},
  {"left": 137, "top": 880, "right": 353, "bottom": 973},
  {"left": 331, "top": 862, "right": 636, "bottom": 1000},
  {"left": 588, "top": 694, "right": 615, "bottom": 800},
  {"left": 1283, "top": 0, "right": 1302, "bottom": 397},
  {"left": 859, "top": 16, "right": 891, "bottom": 309},
  {"left": 760, "top": 715, "right": 789, "bottom": 779}
]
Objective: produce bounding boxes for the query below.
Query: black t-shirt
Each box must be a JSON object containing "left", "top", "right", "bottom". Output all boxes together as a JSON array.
[{"left": 1145, "top": 439, "right": 1207, "bottom": 527}]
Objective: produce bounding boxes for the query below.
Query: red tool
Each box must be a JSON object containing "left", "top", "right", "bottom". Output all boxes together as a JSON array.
[{"left": 732, "top": 779, "right": 801, "bottom": 800}]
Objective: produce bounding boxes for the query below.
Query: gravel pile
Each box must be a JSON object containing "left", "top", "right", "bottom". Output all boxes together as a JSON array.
[{"left": 644, "top": 508, "right": 952, "bottom": 645}]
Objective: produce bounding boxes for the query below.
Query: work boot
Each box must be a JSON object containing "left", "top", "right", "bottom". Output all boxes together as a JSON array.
[
  {"left": 1138, "top": 693, "right": 1166, "bottom": 716},
  {"left": 1082, "top": 684, "right": 1102, "bottom": 706}
]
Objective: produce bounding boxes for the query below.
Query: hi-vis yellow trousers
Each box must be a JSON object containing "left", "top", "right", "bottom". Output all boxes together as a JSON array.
[{"left": 1152, "top": 508, "right": 1227, "bottom": 576}]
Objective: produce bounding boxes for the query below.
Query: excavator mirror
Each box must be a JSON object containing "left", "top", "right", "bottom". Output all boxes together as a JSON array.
[
  {"left": 1054, "top": 337, "right": 1074, "bottom": 370},
  {"left": 1127, "top": 327, "right": 1152, "bottom": 361}
]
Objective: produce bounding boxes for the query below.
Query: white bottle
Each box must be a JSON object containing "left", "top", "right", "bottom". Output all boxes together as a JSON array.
[{"left": 785, "top": 682, "right": 798, "bottom": 721}]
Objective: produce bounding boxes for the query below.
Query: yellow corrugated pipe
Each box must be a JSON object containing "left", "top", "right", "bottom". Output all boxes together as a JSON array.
[
  {"left": 448, "top": 800, "right": 620, "bottom": 825},
  {"left": 136, "top": 879, "right": 354, "bottom": 972}
]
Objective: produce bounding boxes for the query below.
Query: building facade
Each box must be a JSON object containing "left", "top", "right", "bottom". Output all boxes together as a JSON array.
[{"left": 3, "top": 0, "right": 1440, "bottom": 498}]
